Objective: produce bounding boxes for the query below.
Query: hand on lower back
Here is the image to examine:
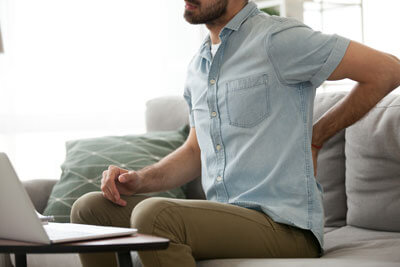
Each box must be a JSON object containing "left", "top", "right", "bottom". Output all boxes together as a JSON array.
[
  {"left": 100, "top": 165, "right": 142, "bottom": 206},
  {"left": 311, "top": 147, "right": 319, "bottom": 177}
]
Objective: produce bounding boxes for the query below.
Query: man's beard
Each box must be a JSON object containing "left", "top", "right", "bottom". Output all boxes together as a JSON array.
[{"left": 184, "top": 0, "right": 228, "bottom": 24}]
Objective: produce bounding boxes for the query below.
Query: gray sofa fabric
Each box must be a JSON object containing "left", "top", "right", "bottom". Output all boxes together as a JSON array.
[
  {"left": 23, "top": 179, "right": 57, "bottom": 214},
  {"left": 3, "top": 92, "right": 400, "bottom": 267},
  {"left": 313, "top": 92, "right": 348, "bottom": 227},
  {"left": 323, "top": 225, "right": 400, "bottom": 261},
  {"left": 145, "top": 96, "right": 189, "bottom": 132},
  {"left": 345, "top": 94, "right": 400, "bottom": 231},
  {"left": 198, "top": 226, "right": 400, "bottom": 267}
]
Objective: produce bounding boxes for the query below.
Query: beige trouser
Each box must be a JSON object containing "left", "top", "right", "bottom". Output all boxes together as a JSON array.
[{"left": 70, "top": 192, "right": 320, "bottom": 267}]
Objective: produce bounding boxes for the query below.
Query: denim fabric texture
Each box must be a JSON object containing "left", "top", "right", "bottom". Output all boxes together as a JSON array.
[{"left": 183, "top": 2, "right": 350, "bottom": 249}]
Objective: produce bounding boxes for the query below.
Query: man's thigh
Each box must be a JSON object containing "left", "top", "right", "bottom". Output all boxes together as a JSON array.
[
  {"left": 71, "top": 191, "right": 150, "bottom": 227},
  {"left": 132, "top": 198, "right": 319, "bottom": 260}
]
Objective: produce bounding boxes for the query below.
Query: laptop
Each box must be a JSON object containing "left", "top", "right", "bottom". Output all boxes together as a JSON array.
[{"left": 0, "top": 152, "right": 137, "bottom": 244}]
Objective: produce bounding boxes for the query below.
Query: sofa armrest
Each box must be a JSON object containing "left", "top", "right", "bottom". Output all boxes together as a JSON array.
[{"left": 22, "top": 179, "right": 57, "bottom": 214}]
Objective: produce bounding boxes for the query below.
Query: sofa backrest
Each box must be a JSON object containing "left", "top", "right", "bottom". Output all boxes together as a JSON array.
[
  {"left": 313, "top": 92, "right": 348, "bottom": 227},
  {"left": 145, "top": 92, "right": 400, "bottom": 232},
  {"left": 344, "top": 93, "right": 400, "bottom": 232},
  {"left": 146, "top": 96, "right": 190, "bottom": 132}
]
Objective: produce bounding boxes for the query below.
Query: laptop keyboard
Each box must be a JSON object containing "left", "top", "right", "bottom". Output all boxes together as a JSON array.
[
  {"left": 42, "top": 222, "right": 136, "bottom": 242},
  {"left": 44, "top": 226, "right": 93, "bottom": 240}
]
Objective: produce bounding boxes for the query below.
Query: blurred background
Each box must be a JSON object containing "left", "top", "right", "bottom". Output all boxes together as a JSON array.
[{"left": 0, "top": 0, "right": 399, "bottom": 180}]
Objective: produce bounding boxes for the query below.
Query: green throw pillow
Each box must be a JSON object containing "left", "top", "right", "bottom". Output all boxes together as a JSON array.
[{"left": 43, "top": 126, "right": 189, "bottom": 222}]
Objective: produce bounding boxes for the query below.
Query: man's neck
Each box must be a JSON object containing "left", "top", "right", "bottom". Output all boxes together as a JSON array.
[{"left": 205, "top": 1, "right": 247, "bottom": 44}]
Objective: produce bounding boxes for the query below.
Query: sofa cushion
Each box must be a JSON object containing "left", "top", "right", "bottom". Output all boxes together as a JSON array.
[
  {"left": 197, "top": 258, "right": 399, "bottom": 267},
  {"left": 313, "top": 92, "right": 348, "bottom": 227},
  {"left": 197, "top": 226, "right": 400, "bottom": 267},
  {"left": 345, "top": 94, "right": 400, "bottom": 231},
  {"left": 43, "top": 126, "right": 189, "bottom": 222},
  {"left": 323, "top": 225, "right": 400, "bottom": 262}
]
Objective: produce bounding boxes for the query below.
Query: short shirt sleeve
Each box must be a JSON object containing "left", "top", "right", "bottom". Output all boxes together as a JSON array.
[
  {"left": 268, "top": 19, "right": 350, "bottom": 88},
  {"left": 183, "top": 88, "right": 195, "bottom": 128}
]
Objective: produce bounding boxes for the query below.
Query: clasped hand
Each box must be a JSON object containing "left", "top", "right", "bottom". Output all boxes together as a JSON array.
[{"left": 100, "top": 165, "right": 140, "bottom": 206}]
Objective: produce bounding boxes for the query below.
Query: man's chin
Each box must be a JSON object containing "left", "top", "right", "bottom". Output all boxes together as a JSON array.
[{"left": 184, "top": 13, "right": 203, "bottom": 24}]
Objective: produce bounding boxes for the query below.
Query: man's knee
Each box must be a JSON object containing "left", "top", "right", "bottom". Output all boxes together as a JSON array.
[
  {"left": 70, "top": 191, "right": 109, "bottom": 225},
  {"left": 130, "top": 197, "right": 178, "bottom": 234}
]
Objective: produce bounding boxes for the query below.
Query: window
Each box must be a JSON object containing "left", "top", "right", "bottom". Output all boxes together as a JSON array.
[
  {"left": 0, "top": 0, "right": 202, "bottom": 180},
  {"left": 304, "top": 0, "right": 400, "bottom": 92}
]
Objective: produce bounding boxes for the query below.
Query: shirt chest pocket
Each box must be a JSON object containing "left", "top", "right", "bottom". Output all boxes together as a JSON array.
[{"left": 225, "top": 73, "right": 270, "bottom": 128}]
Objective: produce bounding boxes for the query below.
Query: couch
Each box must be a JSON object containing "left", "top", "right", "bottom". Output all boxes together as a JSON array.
[{"left": 1, "top": 91, "right": 400, "bottom": 267}]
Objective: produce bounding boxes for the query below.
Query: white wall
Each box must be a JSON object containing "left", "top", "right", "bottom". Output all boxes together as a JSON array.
[
  {"left": 0, "top": 0, "right": 203, "bottom": 180},
  {"left": 304, "top": 0, "right": 400, "bottom": 93}
]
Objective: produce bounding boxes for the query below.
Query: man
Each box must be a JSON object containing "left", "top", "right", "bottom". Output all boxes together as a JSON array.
[{"left": 71, "top": 0, "right": 400, "bottom": 266}]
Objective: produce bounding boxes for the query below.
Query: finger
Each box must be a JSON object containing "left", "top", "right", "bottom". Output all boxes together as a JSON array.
[
  {"left": 100, "top": 171, "right": 109, "bottom": 194},
  {"left": 118, "top": 173, "right": 128, "bottom": 183},
  {"left": 105, "top": 187, "right": 126, "bottom": 206},
  {"left": 107, "top": 165, "right": 120, "bottom": 181},
  {"left": 105, "top": 166, "right": 122, "bottom": 200},
  {"left": 107, "top": 179, "right": 121, "bottom": 202},
  {"left": 102, "top": 177, "right": 126, "bottom": 206},
  {"left": 116, "top": 184, "right": 127, "bottom": 206},
  {"left": 313, "top": 159, "right": 318, "bottom": 177},
  {"left": 102, "top": 169, "right": 116, "bottom": 196},
  {"left": 102, "top": 190, "right": 113, "bottom": 202},
  {"left": 105, "top": 166, "right": 130, "bottom": 206},
  {"left": 102, "top": 187, "right": 115, "bottom": 203},
  {"left": 101, "top": 170, "right": 107, "bottom": 187},
  {"left": 108, "top": 165, "right": 129, "bottom": 174},
  {"left": 117, "top": 197, "right": 127, "bottom": 207}
]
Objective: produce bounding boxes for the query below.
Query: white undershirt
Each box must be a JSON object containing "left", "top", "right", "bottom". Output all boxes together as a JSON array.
[{"left": 211, "top": 43, "right": 221, "bottom": 58}]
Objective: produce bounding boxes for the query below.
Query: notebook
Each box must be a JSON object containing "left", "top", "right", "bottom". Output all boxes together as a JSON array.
[{"left": 0, "top": 152, "right": 137, "bottom": 244}]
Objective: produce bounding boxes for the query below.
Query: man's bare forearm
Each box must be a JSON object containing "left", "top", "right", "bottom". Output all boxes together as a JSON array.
[
  {"left": 135, "top": 129, "right": 201, "bottom": 194},
  {"left": 313, "top": 83, "right": 386, "bottom": 146},
  {"left": 313, "top": 46, "right": 400, "bottom": 147},
  {"left": 313, "top": 76, "right": 399, "bottom": 146},
  {"left": 311, "top": 40, "right": 400, "bottom": 147}
]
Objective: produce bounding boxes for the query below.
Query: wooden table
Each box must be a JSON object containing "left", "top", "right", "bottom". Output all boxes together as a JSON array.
[{"left": 0, "top": 234, "right": 169, "bottom": 267}]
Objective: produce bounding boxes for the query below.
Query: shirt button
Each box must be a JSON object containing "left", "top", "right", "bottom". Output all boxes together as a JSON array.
[
  {"left": 216, "top": 176, "right": 223, "bottom": 182},
  {"left": 216, "top": 144, "right": 222, "bottom": 151},
  {"left": 211, "top": 111, "right": 217, "bottom": 117},
  {"left": 210, "top": 79, "right": 216, "bottom": 85}
]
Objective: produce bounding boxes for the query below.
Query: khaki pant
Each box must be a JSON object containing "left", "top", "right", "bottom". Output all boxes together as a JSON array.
[{"left": 70, "top": 192, "right": 319, "bottom": 267}]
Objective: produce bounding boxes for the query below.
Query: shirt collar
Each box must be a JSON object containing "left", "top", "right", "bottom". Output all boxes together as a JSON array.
[
  {"left": 198, "top": 1, "right": 259, "bottom": 60},
  {"left": 199, "top": 35, "right": 212, "bottom": 61},
  {"left": 224, "top": 1, "right": 259, "bottom": 31}
]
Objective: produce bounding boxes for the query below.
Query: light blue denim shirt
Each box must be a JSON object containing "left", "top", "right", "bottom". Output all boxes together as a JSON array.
[{"left": 183, "top": 2, "right": 350, "bottom": 249}]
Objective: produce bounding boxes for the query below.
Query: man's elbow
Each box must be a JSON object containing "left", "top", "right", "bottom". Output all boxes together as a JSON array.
[
  {"left": 386, "top": 53, "right": 400, "bottom": 90},
  {"left": 394, "top": 59, "right": 400, "bottom": 89},
  {"left": 371, "top": 53, "right": 400, "bottom": 94}
]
